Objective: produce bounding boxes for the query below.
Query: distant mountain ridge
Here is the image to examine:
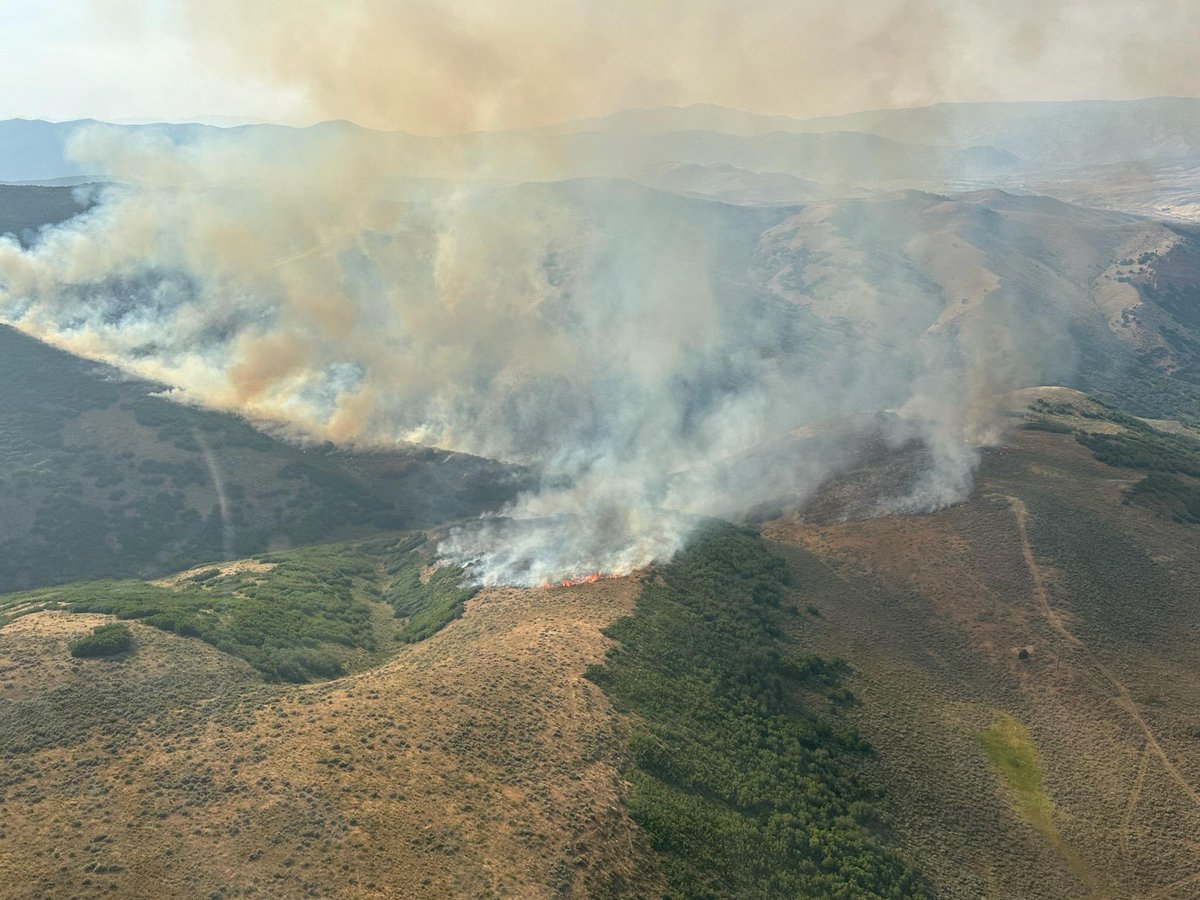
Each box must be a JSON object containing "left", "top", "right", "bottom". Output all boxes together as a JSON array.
[
  {"left": 536, "top": 97, "right": 1200, "bottom": 164},
  {"left": 0, "top": 117, "right": 370, "bottom": 182},
  {"left": 0, "top": 114, "right": 1014, "bottom": 186},
  {"left": 3, "top": 98, "right": 1199, "bottom": 223}
]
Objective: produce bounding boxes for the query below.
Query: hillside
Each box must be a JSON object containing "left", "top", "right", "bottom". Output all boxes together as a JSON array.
[
  {"left": 793, "top": 98, "right": 1200, "bottom": 169},
  {"left": 0, "top": 574, "right": 658, "bottom": 897},
  {"left": 747, "top": 189, "right": 1200, "bottom": 421},
  {"left": 542, "top": 99, "right": 1200, "bottom": 170},
  {"left": 629, "top": 161, "right": 827, "bottom": 205},
  {"left": 9, "top": 100, "right": 1200, "bottom": 226},
  {"left": 6, "top": 110, "right": 1200, "bottom": 897},
  {"left": 0, "top": 522, "right": 927, "bottom": 898},
  {"left": 3, "top": 395, "right": 1200, "bottom": 896},
  {"left": 758, "top": 390, "right": 1200, "bottom": 897},
  {"left": 8, "top": 179, "right": 1200, "bottom": 547},
  {"left": 11, "top": 98, "right": 1200, "bottom": 180},
  {"left": 0, "top": 322, "right": 524, "bottom": 594},
  {"left": 0, "top": 184, "right": 95, "bottom": 245},
  {"left": 531, "top": 100, "right": 1200, "bottom": 222}
]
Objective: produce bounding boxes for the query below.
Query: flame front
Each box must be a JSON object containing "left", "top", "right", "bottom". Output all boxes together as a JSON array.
[{"left": 542, "top": 572, "right": 607, "bottom": 589}]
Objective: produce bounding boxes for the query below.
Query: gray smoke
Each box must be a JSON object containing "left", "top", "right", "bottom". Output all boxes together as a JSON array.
[{"left": 0, "top": 120, "right": 1071, "bottom": 585}]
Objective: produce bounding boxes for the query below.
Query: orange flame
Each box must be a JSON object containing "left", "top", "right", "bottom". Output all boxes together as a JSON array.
[{"left": 542, "top": 572, "right": 607, "bottom": 589}]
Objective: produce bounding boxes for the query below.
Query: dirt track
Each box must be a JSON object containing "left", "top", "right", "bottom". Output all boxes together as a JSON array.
[{"left": 1008, "top": 494, "right": 1200, "bottom": 899}]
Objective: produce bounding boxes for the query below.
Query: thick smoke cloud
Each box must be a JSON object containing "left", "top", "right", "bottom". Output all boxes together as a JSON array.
[
  {"left": 0, "top": 3, "right": 1094, "bottom": 583},
  {"left": 177, "top": 0, "right": 1200, "bottom": 134},
  {"left": 0, "top": 126, "right": 1057, "bottom": 583}
]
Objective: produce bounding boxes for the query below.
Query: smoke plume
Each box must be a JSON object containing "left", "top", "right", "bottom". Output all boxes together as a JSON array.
[
  {"left": 178, "top": 0, "right": 1200, "bottom": 134},
  {"left": 0, "top": 3, "right": 1093, "bottom": 584}
]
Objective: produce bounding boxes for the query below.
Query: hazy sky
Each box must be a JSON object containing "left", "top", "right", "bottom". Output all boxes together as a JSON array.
[
  {"left": 0, "top": 1, "right": 304, "bottom": 124},
  {"left": 2, "top": 0, "right": 1199, "bottom": 131}
]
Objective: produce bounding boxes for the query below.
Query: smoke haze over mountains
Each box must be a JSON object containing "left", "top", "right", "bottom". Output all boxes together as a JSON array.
[
  {"left": 5, "top": 1, "right": 1199, "bottom": 128},
  {"left": 172, "top": 0, "right": 1200, "bottom": 133},
  {"left": 0, "top": 130, "right": 1079, "bottom": 583},
  {"left": 1, "top": 1, "right": 1195, "bottom": 582}
]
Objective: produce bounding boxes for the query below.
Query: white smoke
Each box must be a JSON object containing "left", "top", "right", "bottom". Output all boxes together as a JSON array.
[{"left": 0, "top": 122, "right": 1071, "bottom": 585}]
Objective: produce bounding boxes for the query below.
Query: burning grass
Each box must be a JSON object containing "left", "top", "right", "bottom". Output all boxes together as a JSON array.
[{"left": 543, "top": 572, "right": 612, "bottom": 588}]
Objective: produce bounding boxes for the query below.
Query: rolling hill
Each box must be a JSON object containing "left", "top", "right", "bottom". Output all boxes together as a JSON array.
[
  {"left": 761, "top": 388, "right": 1200, "bottom": 897},
  {"left": 6, "top": 177, "right": 1200, "bottom": 588},
  {"left": 750, "top": 187, "right": 1200, "bottom": 419},
  {"left": 532, "top": 99, "right": 1200, "bottom": 220},
  {"left": 0, "top": 320, "right": 524, "bottom": 594},
  {"left": 10, "top": 99, "right": 1200, "bottom": 224},
  {"left": 541, "top": 98, "right": 1200, "bottom": 170},
  {"left": 5, "top": 121, "right": 1200, "bottom": 897},
  {"left": 3, "top": 392, "right": 1200, "bottom": 896},
  {"left": 0, "top": 184, "right": 95, "bottom": 246}
]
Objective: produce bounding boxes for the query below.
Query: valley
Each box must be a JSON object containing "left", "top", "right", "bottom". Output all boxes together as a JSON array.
[{"left": 0, "top": 319, "right": 526, "bottom": 594}]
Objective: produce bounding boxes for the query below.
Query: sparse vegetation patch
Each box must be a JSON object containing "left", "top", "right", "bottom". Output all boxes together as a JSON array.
[
  {"left": 1128, "top": 472, "right": 1200, "bottom": 524},
  {"left": 978, "top": 711, "right": 1054, "bottom": 837},
  {"left": 386, "top": 562, "right": 477, "bottom": 643},
  {"left": 1029, "top": 394, "right": 1200, "bottom": 524}
]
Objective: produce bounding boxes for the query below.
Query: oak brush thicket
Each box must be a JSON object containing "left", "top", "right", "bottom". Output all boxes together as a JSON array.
[
  {"left": 588, "top": 524, "right": 926, "bottom": 898},
  {"left": 68, "top": 622, "right": 133, "bottom": 658},
  {"left": 7, "top": 539, "right": 471, "bottom": 683}
]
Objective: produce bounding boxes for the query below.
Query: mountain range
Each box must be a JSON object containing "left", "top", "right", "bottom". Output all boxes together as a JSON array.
[{"left": 5, "top": 98, "right": 1200, "bottom": 220}]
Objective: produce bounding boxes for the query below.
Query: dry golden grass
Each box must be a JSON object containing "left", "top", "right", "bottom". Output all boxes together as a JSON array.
[
  {"left": 151, "top": 559, "right": 278, "bottom": 589},
  {"left": 765, "top": 427, "right": 1200, "bottom": 898},
  {"left": 6, "top": 403, "right": 1200, "bottom": 899},
  {"left": 0, "top": 578, "right": 662, "bottom": 898}
]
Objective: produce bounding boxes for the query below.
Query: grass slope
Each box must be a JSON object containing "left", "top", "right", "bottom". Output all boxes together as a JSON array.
[
  {"left": 763, "top": 419, "right": 1200, "bottom": 897},
  {"left": 977, "top": 712, "right": 1054, "bottom": 837},
  {"left": 978, "top": 712, "right": 1099, "bottom": 894},
  {"left": 1026, "top": 393, "right": 1200, "bottom": 524},
  {"left": 0, "top": 183, "right": 93, "bottom": 244}
]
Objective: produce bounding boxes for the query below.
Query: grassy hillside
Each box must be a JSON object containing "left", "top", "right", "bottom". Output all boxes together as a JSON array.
[
  {"left": 0, "top": 524, "right": 926, "bottom": 897},
  {"left": 763, "top": 417, "right": 1200, "bottom": 897},
  {"left": 0, "top": 324, "right": 525, "bottom": 594},
  {"left": 0, "top": 565, "right": 664, "bottom": 897},
  {"left": 1021, "top": 390, "right": 1200, "bottom": 525},
  {"left": 4, "top": 420, "right": 1200, "bottom": 896}
]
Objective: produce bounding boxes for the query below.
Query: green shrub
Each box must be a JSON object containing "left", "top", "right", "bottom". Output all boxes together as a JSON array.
[
  {"left": 387, "top": 562, "right": 476, "bottom": 643},
  {"left": 143, "top": 613, "right": 178, "bottom": 632},
  {"left": 1128, "top": 472, "right": 1200, "bottom": 524},
  {"left": 1075, "top": 414, "right": 1200, "bottom": 476},
  {"left": 1020, "top": 418, "right": 1073, "bottom": 434},
  {"left": 69, "top": 622, "right": 133, "bottom": 658},
  {"left": 267, "top": 648, "right": 344, "bottom": 683},
  {"left": 589, "top": 523, "right": 925, "bottom": 898},
  {"left": 9, "top": 538, "right": 468, "bottom": 683}
]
